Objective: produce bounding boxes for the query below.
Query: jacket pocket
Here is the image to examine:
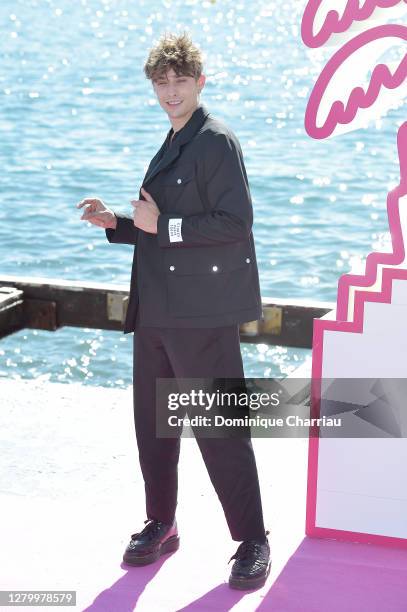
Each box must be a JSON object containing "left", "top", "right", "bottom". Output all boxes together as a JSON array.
[
  {"left": 164, "top": 248, "right": 260, "bottom": 318},
  {"left": 162, "top": 163, "right": 196, "bottom": 187},
  {"left": 162, "top": 164, "right": 201, "bottom": 212}
]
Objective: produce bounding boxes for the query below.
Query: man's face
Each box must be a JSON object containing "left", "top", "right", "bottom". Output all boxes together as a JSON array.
[{"left": 152, "top": 67, "right": 205, "bottom": 124}]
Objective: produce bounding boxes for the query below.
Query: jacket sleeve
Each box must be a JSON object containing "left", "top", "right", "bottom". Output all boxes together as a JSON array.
[
  {"left": 156, "top": 132, "right": 253, "bottom": 248},
  {"left": 105, "top": 212, "right": 139, "bottom": 245}
]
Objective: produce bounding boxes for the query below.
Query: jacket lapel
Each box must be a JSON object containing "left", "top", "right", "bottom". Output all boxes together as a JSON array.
[{"left": 142, "top": 102, "right": 210, "bottom": 188}]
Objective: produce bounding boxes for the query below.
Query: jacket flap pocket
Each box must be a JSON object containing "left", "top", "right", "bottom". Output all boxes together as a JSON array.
[
  {"left": 165, "top": 253, "right": 253, "bottom": 276},
  {"left": 163, "top": 164, "right": 196, "bottom": 187}
]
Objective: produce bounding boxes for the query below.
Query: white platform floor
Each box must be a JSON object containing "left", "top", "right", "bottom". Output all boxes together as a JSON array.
[{"left": 1, "top": 379, "right": 406, "bottom": 611}]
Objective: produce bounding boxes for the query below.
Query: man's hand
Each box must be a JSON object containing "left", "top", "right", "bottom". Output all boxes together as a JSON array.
[
  {"left": 131, "top": 187, "right": 160, "bottom": 234},
  {"left": 76, "top": 197, "right": 117, "bottom": 229}
]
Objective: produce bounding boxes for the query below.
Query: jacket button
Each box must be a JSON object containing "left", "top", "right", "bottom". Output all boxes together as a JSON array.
[
  {"left": 246, "top": 258, "right": 251, "bottom": 263},
  {"left": 212, "top": 265, "right": 218, "bottom": 272},
  {"left": 169, "top": 265, "right": 175, "bottom": 271},
  {"left": 177, "top": 178, "right": 182, "bottom": 184}
]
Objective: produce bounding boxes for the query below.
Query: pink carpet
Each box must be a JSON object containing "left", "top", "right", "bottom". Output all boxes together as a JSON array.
[{"left": 256, "top": 537, "right": 407, "bottom": 612}]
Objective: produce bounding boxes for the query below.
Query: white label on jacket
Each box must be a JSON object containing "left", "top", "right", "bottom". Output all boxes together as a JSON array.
[{"left": 168, "top": 218, "right": 183, "bottom": 242}]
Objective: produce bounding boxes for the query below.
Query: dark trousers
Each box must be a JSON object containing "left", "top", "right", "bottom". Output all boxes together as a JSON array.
[{"left": 132, "top": 322, "right": 266, "bottom": 542}]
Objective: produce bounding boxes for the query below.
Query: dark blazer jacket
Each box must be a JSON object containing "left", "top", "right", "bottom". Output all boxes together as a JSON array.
[{"left": 105, "top": 102, "right": 263, "bottom": 333}]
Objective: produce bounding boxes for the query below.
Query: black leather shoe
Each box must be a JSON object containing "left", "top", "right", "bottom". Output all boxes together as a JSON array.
[
  {"left": 123, "top": 518, "right": 179, "bottom": 566},
  {"left": 228, "top": 532, "right": 271, "bottom": 590}
]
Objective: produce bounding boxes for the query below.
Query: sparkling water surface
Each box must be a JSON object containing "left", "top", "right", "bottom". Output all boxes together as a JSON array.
[{"left": 0, "top": 0, "right": 404, "bottom": 387}]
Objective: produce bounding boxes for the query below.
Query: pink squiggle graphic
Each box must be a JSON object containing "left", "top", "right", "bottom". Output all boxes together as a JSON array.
[
  {"left": 301, "top": 0, "right": 405, "bottom": 49},
  {"left": 306, "top": 122, "right": 407, "bottom": 547},
  {"left": 336, "top": 120, "right": 407, "bottom": 321},
  {"left": 304, "top": 24, "right": 407, "bottom": 139}
]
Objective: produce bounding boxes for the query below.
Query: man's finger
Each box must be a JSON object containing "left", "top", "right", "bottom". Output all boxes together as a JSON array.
[
  {"left": 81, "top": 211, "right": 102, "bottom": 219},
  {"left": 77, "top": 200, "right": 94, "bottom": 209},
  {"left": 77, "top": 198, "right": 99, "bottom": 209},
  {"left": 140, "top": 187, "right": 153, "bottom": 202}
]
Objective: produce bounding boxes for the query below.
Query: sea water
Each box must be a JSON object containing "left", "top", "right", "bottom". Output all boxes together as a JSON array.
[{"left": 0, "top": 0, "right": 404, "bottom": 387}]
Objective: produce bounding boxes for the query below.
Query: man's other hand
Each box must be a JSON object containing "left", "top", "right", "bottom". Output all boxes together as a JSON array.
[
  {"left": 76, "top": 198, "right": 117, "bottom": 229},
  {"left": 131, "top": 187, "right": 160, "bottom": 234}
]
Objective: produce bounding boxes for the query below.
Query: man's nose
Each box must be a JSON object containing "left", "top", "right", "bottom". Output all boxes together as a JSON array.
[{"left": 167, "top": 84, "right": 178, "bottom": 96}]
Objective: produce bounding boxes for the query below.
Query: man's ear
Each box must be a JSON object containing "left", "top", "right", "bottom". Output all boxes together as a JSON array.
[{"left": 198, "top": 73, "right": 206, "bottom": 91}]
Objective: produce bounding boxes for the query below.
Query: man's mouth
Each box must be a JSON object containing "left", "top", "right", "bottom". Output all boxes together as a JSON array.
[{"left": 167, "top": 100, "right": 183, "bottom": 106}]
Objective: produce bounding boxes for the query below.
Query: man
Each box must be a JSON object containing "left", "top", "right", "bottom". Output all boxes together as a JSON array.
[{"left": 77, "top": 32, "right": 270, "bottom": 591}]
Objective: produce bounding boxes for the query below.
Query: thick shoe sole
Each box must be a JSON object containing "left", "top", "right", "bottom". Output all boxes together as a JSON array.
[
  {"left": 228, "top": 560, "right": 271, "bottom": 590},
  {"left": 123, "top": 535, "right": 180, "bottom": 566}
]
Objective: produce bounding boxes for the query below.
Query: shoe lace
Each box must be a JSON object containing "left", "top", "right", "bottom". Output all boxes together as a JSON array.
[
  {"left": 228, "top": 530, "right": 270, "bottom": 564},
  {"left": 131, "top": 519, "right": 164, "bottom": 541}
]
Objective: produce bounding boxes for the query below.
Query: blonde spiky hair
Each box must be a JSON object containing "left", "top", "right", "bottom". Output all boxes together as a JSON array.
[{"left": 144, "top": 31, "right": 203, "bottom": 81}]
